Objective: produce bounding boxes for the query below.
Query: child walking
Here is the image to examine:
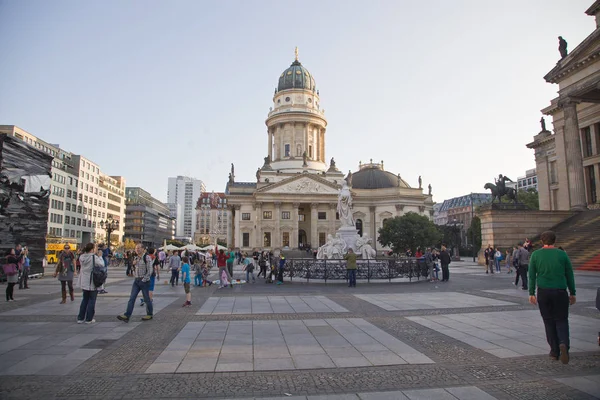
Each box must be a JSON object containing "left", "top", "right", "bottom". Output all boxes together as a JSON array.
[
  {"left": 181, "top": 256, "right": 192, "bottom": 307},
  {"left": 194, "top": 260, "right": 203, "bottom": 286}
]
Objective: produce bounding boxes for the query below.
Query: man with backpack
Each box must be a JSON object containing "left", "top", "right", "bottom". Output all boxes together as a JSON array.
[
  {"left": 514, "top": 242, "right": 530, "bottom": 291},
  {"left": 117, "top": 243, "right": 153, "bottom": 322}
]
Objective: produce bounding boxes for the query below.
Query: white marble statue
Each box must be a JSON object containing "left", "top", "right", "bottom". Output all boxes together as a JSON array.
[
  {"left": 316, "top": 233, "right": 347, "bottom": 259},
  {"left": 337, "top": 182, "right": 355, "bottom": 227},
  {"left": 355, "top": 234, "right": 376, "bottom": 259}
]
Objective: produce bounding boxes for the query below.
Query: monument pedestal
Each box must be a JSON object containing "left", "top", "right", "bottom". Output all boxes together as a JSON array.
[{"left": 337, "top": 226, "right": 359, "bottom": 251}]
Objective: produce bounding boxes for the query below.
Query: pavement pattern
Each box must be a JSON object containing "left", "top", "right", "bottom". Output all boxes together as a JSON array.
[{"left": 0, "top": 261, "right": 598, "bottom": 400}]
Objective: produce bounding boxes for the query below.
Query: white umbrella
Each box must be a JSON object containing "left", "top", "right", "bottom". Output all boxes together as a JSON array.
[
  {"left": 182, "top": 244, "right": 202, "bottom": 251},
  {"left": 199, "top": 244, "right": 228, "bottom": 251},
  {"left": 159, "top": 244, "right": 181, "bottom": 251}
]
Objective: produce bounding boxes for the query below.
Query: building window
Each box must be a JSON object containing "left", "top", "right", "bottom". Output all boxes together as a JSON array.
[
  {"left": 336, "top": 212, "right": 339, "bottom": 220},
  {"left": 356, "top": 219, "right": 363, "bottom": 237},
  {"left": 319, "top": 232, "right": 326, "bottom": 247},
  {"left": 586, "top": 165, "right": 597, "bottom": 204},
  {"left": 552, "top": 189, "right": 559, "bottom": 210},
  {"left": 285, "top": 144, "right": 290, "bottom": 157},
  {"left": 309, "top": 145, "right": 313, "bottom": 158},
  {"left": 282, "top": 232, "right": 290, "bottom": 247},
  {"left": 263, "top": 211, "right": 272, "bottom": 219},
  {"left": 263, "top": 232, "right": 271, "bottom": 247},
  {"left": 318, "top": 212, "right": 326, "bottom": 220},
  {"left": 242, "top": 213, "right": 250, "bottom": 220},
  {"left": 582, "top": 127, "right": 593, "bottom": 157},
  {"left": 281, "top": 211, "right": 290, "bottom": 219},
  {"left": 550, "top": 161, "right": 558, "bottom": 184},
  {"left": 298, "top": 214, "right": 305, "bottom": 222},
  {"left": 243, "top": 232, "right": 250, "bottom": 247}
]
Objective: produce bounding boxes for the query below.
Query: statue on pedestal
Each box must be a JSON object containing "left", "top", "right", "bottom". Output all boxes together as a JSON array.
[
  {"left": 355, "top": 234, "right": 376, "bottom": 259},
  {"left": 316, "top": 233, "right": 346, "bottom": 259},
  {"left": 418, "top": 176, "right": 422, "bottom": 189},
  {"left": 428, "top": 184, "right": 432, "bottom": 195},
  {"left": 346, "top": 170, "right": 353, "bottom": 186},
  {"left": 256, "top": 168, "right": 261, "bottom": 182},
  {"left": 558, "top": 36, "right": 568, "bottom": 58},
  {"left": 540, "top": 117, "right": 547, "bottom": 132},
  {"left": 337, "top": 182, "right": 355, "bottom": 227},
  {"left": 302, "top": 151, "right": 308, "bottom": 167}
]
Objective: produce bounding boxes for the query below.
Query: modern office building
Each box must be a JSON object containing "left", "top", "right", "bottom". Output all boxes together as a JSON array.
[
  {"left": 517, "top": 169, "right": 538, "bottom": 192},
  {"left": 124, "top": 187, "right": 175, "bottom": 248},
  {"left": 167, "top": 176, "right": 205, "bottom": 238}
]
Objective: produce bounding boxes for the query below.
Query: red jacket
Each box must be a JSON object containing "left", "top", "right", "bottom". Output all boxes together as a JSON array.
[{"left": 217, "top": 252, "right": 227, "bottom": 267}]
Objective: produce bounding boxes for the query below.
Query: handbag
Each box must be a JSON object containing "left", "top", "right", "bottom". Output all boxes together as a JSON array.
[{"left": 2, "top": 263, "right": 18, "bottom": 276}]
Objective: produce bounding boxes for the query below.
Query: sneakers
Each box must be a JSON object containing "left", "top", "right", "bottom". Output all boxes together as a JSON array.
[
  {"left": 141, "top": 315, "right": 153, "bottom": 321},
  {"left": 182, "top": 301, "right": 191, "bottom": 307},
  {"left": 559, "top": 343, "right": 569, "bottom": 364},
  {"left": 117, "top": 314, "right": 130, "bottom": 323},
  {"left": 77, "top": 320, "right": 84, "bottom": 324},
  {"left": 85, "top": 319, "right": 96, "bottom": 324},
  {"left": 140, "top": 299, "right": 145, "bottom": 306}
]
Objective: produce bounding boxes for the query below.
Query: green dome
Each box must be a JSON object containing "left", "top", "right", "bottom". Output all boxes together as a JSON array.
[{"left": 278, "top": 60, "right": 316, "bottom": 92}]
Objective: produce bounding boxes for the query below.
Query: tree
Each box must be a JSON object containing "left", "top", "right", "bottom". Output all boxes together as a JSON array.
[
  {"left": 123, "top": 238, "right": 136, "bottom": 251},
  {"left": 378, "top": 212, "right": 442, "bottom": 254},
  {"left": 438, "top": 224, "right": 462, "bottom": 249},
  {"left": 167, "top": 239, "right": 186, "bottom": 248},
  {"left": 467, "top": 216, "right": 482, "bottom": 255},
  {"left": 517, "top": 189, "right": 539, "bottom": 210}
]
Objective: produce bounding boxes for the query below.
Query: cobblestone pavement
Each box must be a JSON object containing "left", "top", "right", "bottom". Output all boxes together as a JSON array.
[{"left": 0, "top": 262, "right": 598, "bottom": 399}]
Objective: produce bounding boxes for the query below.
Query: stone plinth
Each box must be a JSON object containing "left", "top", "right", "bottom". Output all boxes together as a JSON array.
[
  {"left": 476, "top": 208, "right": 575, "bottom": 265},
  {"left": 338, "top": 225, "right": 359, "bottom": 251}
]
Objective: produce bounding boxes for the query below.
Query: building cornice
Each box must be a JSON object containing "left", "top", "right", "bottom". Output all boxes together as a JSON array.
[{"left": 544, "top": 29, "right": 600, "bottom": 84}]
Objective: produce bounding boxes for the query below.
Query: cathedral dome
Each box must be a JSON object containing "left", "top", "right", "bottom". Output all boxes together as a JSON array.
[
  {"left": 351, "top": 163, "right": 409, "bottom": 190},
  {"left": 278, "top": 60, "right": 316, "bottom": 92}
]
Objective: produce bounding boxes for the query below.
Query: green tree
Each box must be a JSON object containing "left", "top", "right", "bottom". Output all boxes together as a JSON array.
[
  {"left": 438, "top": 224, "right": 462, "bottom": 249},
  {"left": 378, "top": 212, "right": 442, "bottom": 254},
  {"left": 517, "top": 189, "right": 539, "bottom": 210},
  {"left": 466, "top": 216, "right": 482, "bottom": 255},
  {"left": 166, "top": 239, "right": 186, "bottom": 248}
]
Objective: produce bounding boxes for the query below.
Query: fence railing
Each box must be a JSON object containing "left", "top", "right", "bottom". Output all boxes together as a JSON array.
[{"left": 279, "top": 258, "right": 429, "bottom": 283}]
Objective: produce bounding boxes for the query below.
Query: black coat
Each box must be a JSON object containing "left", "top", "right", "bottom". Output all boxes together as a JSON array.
[{"left": 439, "top": 250, "right": 451, "bottom": 266}]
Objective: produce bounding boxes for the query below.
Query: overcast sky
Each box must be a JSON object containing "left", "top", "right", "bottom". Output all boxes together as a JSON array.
[{"left": 0, "top": 0, "right": 594, "bottom": 203}]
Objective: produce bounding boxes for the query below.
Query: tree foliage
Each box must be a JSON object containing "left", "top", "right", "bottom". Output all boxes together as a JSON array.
[
  {"left": 438, "top": 224, "right": 462, "bottom": 249},
  {"left": 517, "top": 189, "right": 539, "bottom": 210},
  {"left": 123, "top": 238, "right": 137, "bottom": 251},
  {"left": 466, "top": 216, "right": 482, "bottom": 255},
  {"left": 167, "top": 239, "right": 186, "bottom": 248},
  {"left": 378, "top": 212, "right": 442, "bottom": 254}
]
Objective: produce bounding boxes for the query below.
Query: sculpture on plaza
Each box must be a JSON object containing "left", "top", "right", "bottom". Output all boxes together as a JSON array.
[
  {"left": 484, "top": 174, "right": 517, "bottom": 203},
  {"left": 355, "top": 234, "right": 376, "bottom": 259},
  {"left": 337, "top": 181, "right": 355, "bottom": 227},
  {"left": 316, "top": 233, "right": 347, "bottom": 259},
  {"left": 558, "top": 36, "right": 568, "bottom": 58}
]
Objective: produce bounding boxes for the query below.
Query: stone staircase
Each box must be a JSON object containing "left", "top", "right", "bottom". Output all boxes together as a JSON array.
[{"left": 542, "top": 210, "right": 600, "bottom": 271}]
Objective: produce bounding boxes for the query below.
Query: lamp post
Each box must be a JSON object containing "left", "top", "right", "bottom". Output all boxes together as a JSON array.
[
  {"left": 99, "top": 217, "right": 119, "bottom": 247},
  {"left": 470, "top": 193, "right": 476, "bottom": 262}
]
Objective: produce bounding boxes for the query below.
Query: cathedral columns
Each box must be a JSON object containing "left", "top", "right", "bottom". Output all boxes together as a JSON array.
[
  {"left": 320, "top": 128, "right": 325, "bottom": 162},
  {"left": 310, "top": 203, "right": 318, "bottom": 247},
  {"left": 292, "top": 202, "right": 300, "bottom": 248},
  {"left": 234, "top": 205, "right": 241, "bottom": 248},
  {"left": 268, "top": 129, "right": 273, "bottom": 161},
  {"left": 274, "top": 201, "right": 281, "bottom": 248},
  {"left": 370, "top": 206, "right": 377, "bottom": 250},
  {"left": 561, "top": 98, "right": 587, "bottom": 210},
  {"left": 254, "top": 202, "right": 262, "bottom": 248}
]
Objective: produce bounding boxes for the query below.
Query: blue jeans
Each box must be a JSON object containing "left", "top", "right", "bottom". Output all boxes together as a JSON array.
[
  {"left": 495, "top": 259, "right": 501, "bottom": 272},
  {"left": 347, "top": 269, "right": 356, "bottom": 287},
  {"left": 246, "top": 270, "right": 255, "bottom": 282},
  {"left": 194, "top": 274, "right": 202, "bottom": 286},
  {"left": 78, "top": 290, "right": 98, "bottom": 322},
  {"left": 124, "top": 279, "right": 152, "bottom": 318}
]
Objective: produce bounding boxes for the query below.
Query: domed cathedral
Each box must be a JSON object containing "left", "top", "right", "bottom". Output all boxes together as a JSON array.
[{"left": 226, "top": 49, "right": 433, "bottom": 252}]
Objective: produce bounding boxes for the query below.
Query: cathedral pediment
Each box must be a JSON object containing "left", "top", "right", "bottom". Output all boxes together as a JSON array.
[
  {"left": 256, "top": 174, "right": 340, "bottom": 195},
  {"left": 544, "top": 29, "right": 600, "bottom": 84}
]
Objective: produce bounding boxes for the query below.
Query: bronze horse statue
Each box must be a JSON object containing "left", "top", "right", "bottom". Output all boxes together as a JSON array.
[{"left": 484, "top": 183, "right": 517, "bottom": 203}]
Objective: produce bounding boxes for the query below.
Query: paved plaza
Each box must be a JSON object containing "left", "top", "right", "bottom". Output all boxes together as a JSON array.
[{"left": 0, "top": 261, "right": 598, "bottom": 399}]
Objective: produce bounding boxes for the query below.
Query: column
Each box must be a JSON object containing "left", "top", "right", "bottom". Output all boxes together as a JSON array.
[
  {"left": 304, "top": 123, "right": 309, "bottom": 159},
  {"left": 268, "top": 129, "right": 273, "bottom": 161},
  {"left": 321, "top": 129, "right": 325, "bottom": 162},
  {"left": 370, "top": 206, "right": 376, "bottom": 250},
  {"left": 395, "top": 204, "right": 404, "bottom": 217},
  {"left": 254, "top": 202, "right": 262, "bottom": 248},
  {"left": 561, "top": 98, "right": 586, "bottom": 210},
  {"left": 291, "top": 123, "right": 296, "bottom": 158},
  {"left": 310, "top": 203, "right": 318, "bottom": 247},
  {"left": 274, "top": 201, "right": 281, "bottom": 248},
  {"left": 328, "top": 203, "right": 336, "bottom": 236},
  {"left": 593, "top": 163, "right": 600, "bottom": 204},
  {"left": 234, "top": 205, "right": 241, "bottom": 248},
  {"left": 292, "top": 202, "right": 300, "bottom": 248}
]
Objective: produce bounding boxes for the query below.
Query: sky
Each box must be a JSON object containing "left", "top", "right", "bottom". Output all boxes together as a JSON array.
[{"left": 0, "top": 0, "right": 594, "bottom": 203}]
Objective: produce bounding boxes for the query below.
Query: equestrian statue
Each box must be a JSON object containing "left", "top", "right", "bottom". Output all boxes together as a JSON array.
[{"left": 484, "top": 174, "right": 517, "bottom": 203}]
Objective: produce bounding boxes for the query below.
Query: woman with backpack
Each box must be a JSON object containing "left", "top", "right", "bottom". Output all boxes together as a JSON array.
[
  {"left": 55, "top": 244, "right": 76, "bottom": 304},
  {"left": 77, "top": 243, "right": 106, "bottom": 324},
  {"left": 4, "top": 248, "right": 23, "bottom": 302}
]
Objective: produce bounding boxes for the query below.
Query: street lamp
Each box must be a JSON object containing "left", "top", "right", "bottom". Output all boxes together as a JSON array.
[
  {"left": 99, "top": 217, "right": 119, "bottom": 246},
  {"left": 470, "top": 193, "right": 476, "bottom": 262}
]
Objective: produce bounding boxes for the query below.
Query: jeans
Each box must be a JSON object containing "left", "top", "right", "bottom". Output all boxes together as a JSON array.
[
  {"left": 6, "top": 282, "right": 16, "bottom": 300},
  {"left": 227, "top": 261, "right": 234, "bottom": 278},
  {"left": 194, "top": 274, "right": 203, "bottom": 286},
  {"left": 124, "top": 279, "right": 152, "bottom": 318},
  {"left": 537, "top": 288, "right": 570, "bottom": 354},
  {"left": 170, "top": 269, "right": 179, "bottom": 286},
  {"left": 246, "top": 270, "right": 255, "bottom": 282},
  {"left": 519, "top": 265, "right": 528, "bottom": 289},
  {"left": 78, "top": 290, "right": 98, "bottom": 322},
  {"left": 347, "top": 269, "right": 356, "bottom": 287},
  {"left": 495, "top": 259, "right": 501, "bottom": 272},
  {"left": 18, "top": 268, "right": 29, "bottom": 289},
  {"left": 277, "top": 267, "right": 284, "bottom": 283},
  {"left": 487, "top": 260, "right": 495, "bottom": 274},
  {"left": 441, "top": 264, "right": 450, "bottom": 281}
]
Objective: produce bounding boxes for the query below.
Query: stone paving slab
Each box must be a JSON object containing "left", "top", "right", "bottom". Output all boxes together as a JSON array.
[
  {"left": 0, "top": 321, "right": 138, "bottom": 375},
  {"left": 219, "top": 386, "right": 497, "bottom": 399},
  {"left": 554, "top": 374, "right": 600, "bottom": 398},
  {"left": 355, "top": 292, "right": 516, "bottom": 311},
  {"left": 197, "top": 295, "right": 349, "bottom": 315},
  {"left": 407, "top": 310, "right": 600, "bottom": 358},
  {"left": 483, "top": 288, "right": 598, "bottom": 302},
  {"left": 147, "top": 318, "right": 432, "bottom": 373},
  {"left": 0, "top": 296, "right": 178, "bottom": 316}
]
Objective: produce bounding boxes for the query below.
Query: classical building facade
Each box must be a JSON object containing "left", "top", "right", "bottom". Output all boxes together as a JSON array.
[
  {"left": 226, "top": 51, "right": 434, "bottom": 252},
  {"left": 194, "top": 192, "right": 232, "bottom": 246},
  {"left": 527, "top": 2, "right": 600, "bottom": 210}
]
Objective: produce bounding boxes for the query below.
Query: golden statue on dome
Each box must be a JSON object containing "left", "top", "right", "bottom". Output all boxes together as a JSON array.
[{"left": 295, "top": 46, "right": 299, "bottom": 61}]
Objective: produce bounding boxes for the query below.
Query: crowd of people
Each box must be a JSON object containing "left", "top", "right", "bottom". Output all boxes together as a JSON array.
[{"left": 483, "top": 238, "right": 537, "bottom": 290}]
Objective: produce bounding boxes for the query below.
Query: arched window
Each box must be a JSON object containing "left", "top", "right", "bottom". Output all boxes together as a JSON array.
[
  {"left": 382, "top": 218, "right": 389, "bottom": 227},
  {"left": 356, "top": 219, "right": 363, "bottom": 237}
]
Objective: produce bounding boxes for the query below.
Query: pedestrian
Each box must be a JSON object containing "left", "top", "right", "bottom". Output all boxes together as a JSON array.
[
  {"left": 194, "top": 260, "right": 204, "bottom": 286},
  {"left": 158, "top": 249, "right": 166, "bottom": 269},
  {"left": 201, "top": 261, "right": 212, "bottom": 287},
  {"left": 505, "top": 249, "right": 512, "bottom": 273},
  {"left": 227, "top": 248, "right": 235, "bottom": 279},
  {"left": 217, "top": 249, "right": 232, "bottom": 288},
  {"left": 439, "top": 245, "right": 451, "bottom": 282},
  {"left": 344, "top": 248, "right": 357, "bottom": 287},
  {"left": 244, "top": 255, "right": 256, "bottom": 283},
  {"left": 424, "top": 247, "right": 434, "bottom": 282},
  {"left": 77, "top": 242, "right": 105, "bottom": 324},
  {"left": 275, "top": 254, "right": 285, "bottom": 285},
  {"left": 181, "top": 256, "right": 192, "bottom": 307},
  {"left": 169, "top": 250, "right": 181, "bottom": 286},
  {"left": 257, "top": 252, "right": 267, "bottom": 279},
  {"left": 3, "top": 249, "right": 23, "bottom": 301},
  {"left": 18, "top": 246, "right": 30, "bottom": 289},
  {"left": 55, "top": 244, "right": 77, "bottom": 304},
  {"left": 528, "top": 231, "right": 576, "bottom": 364},
  {"left": 117, "top": 243, "right": 153, "bottom": 322},
  {"left": 97, "top": 243, "right": 109, "bottom": 294},
  {"left": 484, "top": 244, "right": 494, "bottom": 274},
  {"left": 515, "top": 242, "right": 530, "bottom": 290},
  {"left": 494, "top": 247, "right": 502, "bottom": 273},
  {"left": 141, "top": 248, "right": 159, "bottom": 308}
]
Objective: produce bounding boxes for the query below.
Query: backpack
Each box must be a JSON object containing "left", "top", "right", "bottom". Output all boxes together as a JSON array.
[{"left": 91, "top": 255, "right": 108, "bottom": 288}]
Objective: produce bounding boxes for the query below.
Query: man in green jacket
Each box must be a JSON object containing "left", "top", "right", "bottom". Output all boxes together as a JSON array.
[
  {"left": 344, "top": 248, "right": 357, "bottom": 288},
  {"left": 528, "top": 231, "right": 576, "bottom": 364}
]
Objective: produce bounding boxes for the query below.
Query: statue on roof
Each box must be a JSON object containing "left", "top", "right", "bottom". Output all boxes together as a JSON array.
[
  {"left": 256, "top": 168, "right": 261, "bottom": 182},
  {"left": 540, "top": 117, "right": 547, "bottom": 132},
  {"left": 302, "top": 151, "right": 308, "bottom": 167},
  {"left": 418, "top": 176, "right": 422, "bottom": 189},
  {"left": 295, "top": 46, "right": 299, "bottom": 62},
  {"left": 428, "top": 184, "right": 432, "bottom": 195},
  {"left": 330, "top": 157, "right": 336, "bottom": 169},
  {"left": 228, "top": 173, "right": 233, "bottom": 184},
  {"left": 558, "top": 36, "right": 568, "bottom": 58},
  {"left": 231, "top": 163, "right": 235, "bottom": 180},
  {"left": 346, "top": 170, "right": 353, "bottom": 186}
]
